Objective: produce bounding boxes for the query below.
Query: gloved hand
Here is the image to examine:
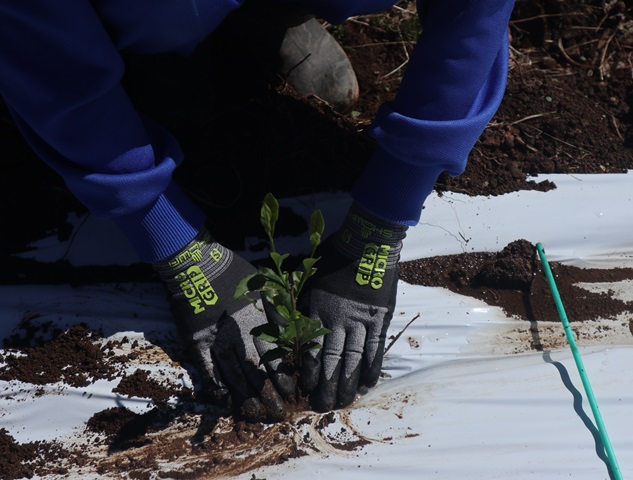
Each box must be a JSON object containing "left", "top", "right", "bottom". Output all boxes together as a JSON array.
[
  {"left": 153, "top": 228, "right": 293, "bottom": 421},
  {"left": 302, "top": 203, "right": 408, "bottom": 411}
]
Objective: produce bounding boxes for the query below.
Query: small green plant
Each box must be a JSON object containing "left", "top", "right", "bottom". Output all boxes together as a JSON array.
[{"left": 233, "top": 193, "right": 330, "bottom": 367}]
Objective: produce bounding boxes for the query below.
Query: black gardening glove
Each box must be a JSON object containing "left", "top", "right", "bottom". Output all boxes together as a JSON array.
[
  {"left": 302, "top": 203, "right": 408, "bottom": 411},
  {"left": 153, "top": 228, "right": 293, "bottom": 421}
]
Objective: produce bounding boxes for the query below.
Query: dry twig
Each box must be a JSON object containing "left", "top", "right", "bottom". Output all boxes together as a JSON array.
[
  {"left": 384, "top": 313, "right": 421, "bottom": 355},
  {"left": 510, "top": 12, "right": 587, "bottom": 24},
  {"left": 524, "top": 125, "right": 591, "bottom": 153},
  {"left": 597, "top": 25, "right": 621, "bottom": 80},
  {"left": 489, "top": 111, "right": 557, "bottom": 128},
  {"left": 557, "top": 38, "right": 592, "bottom": 68}
]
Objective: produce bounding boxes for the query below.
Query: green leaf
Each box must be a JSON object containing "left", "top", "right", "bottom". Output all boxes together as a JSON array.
[
  {"left": 281, "top": 319, "right": 298, "bottom": 343},
  {"left": 233, "top": 276, "right": 251, "bottom": 301},
  {"left": 309, "top": 210, "right": 325, "bottom": 251},
  {"left": 300, "top": 327, "right": 331, "bottom": 345},
  {"left": 299, "top": 341, "right": 322, "bottom": 353},
  {"left": 274, "top": 304, "right": 292, "bottom": 322},
  {"left": 250, "top": 323, "right": 281, "bottom": 344},
  {"left": 302, "top": 257, "right": 319, "bottom": 275},
  {"left": 269, "top": 251, "right": 289, "bottom": 272},
  {"left": 261, "top": 193, "right": 279, "bottom": 240},
  {"left": 271, "top": 288, "right": 291, "bottom": 309},
  {"left": 294, "top": 257, "right": 320, "bottom": 298},
  {"left": 256, "top": 266, "right": 287, "bottom": 289},
  {"left": 294, "top": 315, "right": 331, "bottom": 343},
  {"left": 259, "top": 347, "right": 291, "bottom": 365},
  {"left": 233, "top": 272, "right": 264, "bottom": 301},
  {"left": 309, "top": 209, "right": 325, "bottom": 236},
  {"left": 246, "top": 272, "right": 269, "bottom": 290},
  {"left": 300, "top": 315, "right": 322, "bottom": 330},
  {"left": 291, "top": 270, "right": 303, "bottom": 288},
  {"left": 261, "top": 289, "right": 277, "bottom": 307}
]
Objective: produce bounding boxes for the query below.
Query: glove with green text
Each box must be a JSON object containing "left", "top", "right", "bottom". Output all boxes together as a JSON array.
[
  {"left": 302, "top": 203, "right": 408, "bottom": 411},
  {"left": 153, "top": 228, "right": 293, "bottom": 421}
]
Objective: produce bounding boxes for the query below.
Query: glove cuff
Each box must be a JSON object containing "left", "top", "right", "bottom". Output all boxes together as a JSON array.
[
  {"left": 152, "top": 227, "right": 233, "bottom": 296},
  {"left": 333, "top": 203, "right": 408, "bottom": 268}
]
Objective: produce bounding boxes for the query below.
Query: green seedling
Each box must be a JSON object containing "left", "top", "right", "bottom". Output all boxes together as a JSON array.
[{"left": 233, "top": 193, "right": 330, "bottom": 366}]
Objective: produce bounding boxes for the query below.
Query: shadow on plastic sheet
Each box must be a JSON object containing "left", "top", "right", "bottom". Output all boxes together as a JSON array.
[{"left": 529, "top": 319, "right": 615, "bottom": 479}]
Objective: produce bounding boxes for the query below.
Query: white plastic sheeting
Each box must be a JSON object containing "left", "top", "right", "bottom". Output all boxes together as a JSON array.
[{"left": 3, "top": 172, "right": 633, "bottom": 479}]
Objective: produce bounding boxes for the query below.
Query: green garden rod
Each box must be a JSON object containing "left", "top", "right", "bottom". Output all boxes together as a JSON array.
[{"left": 536, "top": 242, "right": 623, "bottom": 480}]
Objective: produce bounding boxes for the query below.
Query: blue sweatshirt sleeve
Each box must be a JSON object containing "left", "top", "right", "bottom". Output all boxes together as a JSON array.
[
  {"left": 0, "top": 0, "right": 241, "bottom": 262},
  {"left": 2, "top": 0, "right": 515, "bottom": 260},
  {"left": 352, "top": 0, "right": 516, "bottom": 225}
]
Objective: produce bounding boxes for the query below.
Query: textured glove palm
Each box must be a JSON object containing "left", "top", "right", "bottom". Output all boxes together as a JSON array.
[
  {"left": 153, "top": 228, "right": 291, "bottom": 421},
  {"left": 302, "top": 204, "right": 408, "bottom": 411}
]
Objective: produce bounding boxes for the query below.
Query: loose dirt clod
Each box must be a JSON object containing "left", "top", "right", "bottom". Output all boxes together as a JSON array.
[{"left": 0, "top": 323, "right": 118, "bottom": 387}]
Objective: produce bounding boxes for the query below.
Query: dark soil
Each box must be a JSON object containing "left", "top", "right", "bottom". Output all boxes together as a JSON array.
[
  {"left": 399, "top": 239, "right": 633, "bottom": 326},
  {"left": 1, "top": 323, "right": 118, "bottom": 387},
  {"left": 0, "top": 429, "right": 76, "bottom": 479},
  {"left": 1, "top": 0, "right": 632, "bottom": 478}
]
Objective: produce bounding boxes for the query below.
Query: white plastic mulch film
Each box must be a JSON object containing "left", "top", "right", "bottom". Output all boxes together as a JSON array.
[{"left": 2, "top": 172, "right": 633, "bottom": 479}]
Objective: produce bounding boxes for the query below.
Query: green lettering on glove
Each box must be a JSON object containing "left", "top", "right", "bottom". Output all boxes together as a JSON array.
[
  {"left": 153, "top": 228, "right": 291, "bottom": 421},
  {"left": 302, "top": 203, "right": 408, "bottom": 411}
]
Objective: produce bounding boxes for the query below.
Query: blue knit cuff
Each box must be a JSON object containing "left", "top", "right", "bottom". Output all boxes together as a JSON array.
[
  {"left": 351, "top": 146, "right": 443, "bottom": 226},
  {"left": 112, "top": 182, "right": 206, "bottom": 262}
]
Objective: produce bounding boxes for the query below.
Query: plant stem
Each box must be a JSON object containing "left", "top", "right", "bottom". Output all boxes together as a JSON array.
[
  {"left": 289, "top": 277, "right": 297, "bottom": 312},
  {"left": 384, "top": 313, "right": 420, "bottom": 355}
]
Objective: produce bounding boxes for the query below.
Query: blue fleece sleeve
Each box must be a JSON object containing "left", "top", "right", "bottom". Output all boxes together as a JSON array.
[
  {"left": 0, "top": 1, "right": 241, "bottom": 261},
  {"left": 352, "top": 0, "right": 516, "bottom": 225}
]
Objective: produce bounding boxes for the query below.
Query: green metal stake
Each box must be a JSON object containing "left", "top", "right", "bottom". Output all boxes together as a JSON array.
[{"left": 536, "top": 242, "right": 623, "bottom": 480}]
